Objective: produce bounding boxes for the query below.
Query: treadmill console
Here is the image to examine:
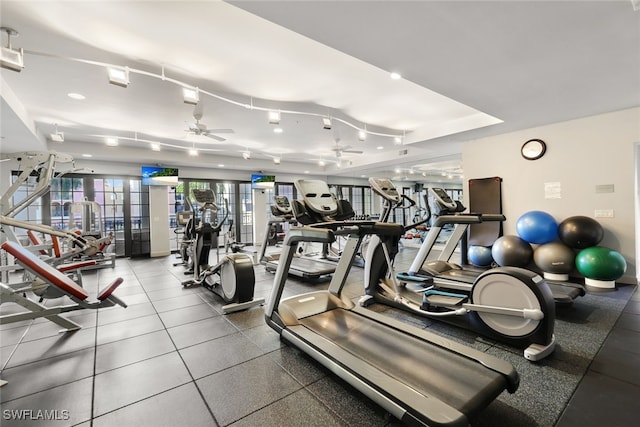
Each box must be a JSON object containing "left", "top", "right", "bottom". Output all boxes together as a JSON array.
[
  {"left": 368, "top": 177, "right": 401, "bottom": 203},
  {"left": 271, "top": 196, "right": 293, "bottom": 216},
  {"left": 428, "top": 188, "right": 465, "bottom": 215},
  {"left": 294, "top": 179, "right": 338, "bottom": 215}
]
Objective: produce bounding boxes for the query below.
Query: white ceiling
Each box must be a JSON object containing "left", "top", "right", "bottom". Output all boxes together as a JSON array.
[{"left": 1, "top": 1, "right": 638, "bottom": 183}]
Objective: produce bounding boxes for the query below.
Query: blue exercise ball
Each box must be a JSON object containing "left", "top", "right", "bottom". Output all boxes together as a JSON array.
[
  {"left": 491, "top": 235, "right": 533, "bottom": 267},
  {"left": 516, "top": 211, "right": 558, "bottom": 244},
  {"left": 558, "top": 216, "right": 604, "bottom": 249},
  {"left": 468, "top": 245, "right": 493, "bottom": 267}
]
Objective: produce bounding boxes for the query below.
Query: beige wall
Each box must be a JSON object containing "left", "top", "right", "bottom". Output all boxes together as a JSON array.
[{"left": 463, "top": 107, "right": 640, "bottom": 284}]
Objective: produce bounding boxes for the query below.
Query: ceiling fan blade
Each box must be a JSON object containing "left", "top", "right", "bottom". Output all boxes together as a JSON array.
[
  {"left": 205, "top": 134, "right": 226, "bottom": 142},
  {"left": 206, "top": 129, "right": 235, "bottom": 134}
]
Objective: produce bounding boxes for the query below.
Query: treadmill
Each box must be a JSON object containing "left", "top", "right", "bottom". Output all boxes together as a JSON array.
[
  {"left": 265, "top": 180, "right": 519, "bottom": 427},
  {"left": 260, "top": 195, "right": 336, "bottom": 281},
  {"left": 408, "top": 188, "right": 585, "bottom": 304}
]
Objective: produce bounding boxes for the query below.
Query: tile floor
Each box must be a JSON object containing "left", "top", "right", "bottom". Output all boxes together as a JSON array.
[{"left": 0, "top": 245, "right": 638, "bottom": 427}]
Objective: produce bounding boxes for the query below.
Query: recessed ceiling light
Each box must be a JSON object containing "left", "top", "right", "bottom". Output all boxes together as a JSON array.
[
  {"left": 151, "top": 143, "right": 160, "bottom": 151},
  {"left": 376, "top": 146, "right": 384, "bottom": 150},
  {"left": 218, "top": 164, "right": 224, "bottom": 168},
  {"left": 390, "top": 72, "right": 402, "bottom": 80},
  {"left": 67, "top": 92, "right": 85, "bottom": 100},
  {"left": 273, "top": 127, "right": 283, "bottom": 134},
  {"left": 81, "top": 153, "right": 92, "bottom": 158},
  {"left": 189, "top": 148, "right": 198, "bottom": 156},
  {"left": 304, "top": 170, "right": 309, "bottom": 174},
  {"left": 105, "top": 137, "right": 118, "bottom": 146}
]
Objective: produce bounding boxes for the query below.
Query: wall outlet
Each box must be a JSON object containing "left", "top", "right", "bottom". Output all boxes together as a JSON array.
[{"left": 594, "top": 209, "right": 614, "bottom": 218}]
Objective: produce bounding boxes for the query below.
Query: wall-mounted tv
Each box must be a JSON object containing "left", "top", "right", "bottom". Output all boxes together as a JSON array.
[
  {"left": 251, "top": 174, "right": 275, "bottom": 190},
  {"left": 142, "top": 166, "right": 179, "bottom": 186}
]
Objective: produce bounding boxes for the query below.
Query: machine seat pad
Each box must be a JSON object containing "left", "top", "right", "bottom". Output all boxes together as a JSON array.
[
  {"left": 98, "top": 278, "right": 124, "bottom": 301},
  {"left": 1, "top": 241, "right": 89, "bottom": 301},
  {"left": 57, "top": 260, "right": 97, "bottom": 273}
]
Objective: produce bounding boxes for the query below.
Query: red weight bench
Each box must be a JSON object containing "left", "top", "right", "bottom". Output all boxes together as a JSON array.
[{"left": 0, "top": 241, "right": 127, "bottom": 331}]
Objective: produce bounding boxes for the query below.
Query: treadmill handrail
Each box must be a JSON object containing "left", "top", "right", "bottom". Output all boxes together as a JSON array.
[{"left": 433, "top": 214, "right": 482, "bottom": 227}]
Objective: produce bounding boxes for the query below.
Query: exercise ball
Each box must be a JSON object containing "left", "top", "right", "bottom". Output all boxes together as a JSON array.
[
  {"left": 558, "top": 216, "right": 604, "bottom": 249},
  {"left": 575, "top": 246, "right": 626, "bottom": 289},
  {"left": 516, "top": 211, "right": 558, "bottom": 244},
  {"left": 468, "top": 245, "right": 493, "bottom": 267},
  {"left": 533, "top": 241, "right": 575, "bottom": 281},
  {"left": 491, "top": 235, "right": 533, "bottom": 267}
]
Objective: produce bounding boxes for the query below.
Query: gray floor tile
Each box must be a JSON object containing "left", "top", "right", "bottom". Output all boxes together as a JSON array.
[
  {"left": 0, "top": 347, "right": 94, "bottom": 403},
  {"left": 5, "top": 327, "right": 96, "bottom": 368},
  {"left": 555, "top": 371, "right": 640, "bottom": 427},
  {"left": 197, "top": 354, "right": 303, "bottom": 426},
  {"left": 93, "top": 352, "right": 191, "bottom": 417},
  {"left": 168, "top": 316, "right": 238, "bottom": 349},
  {"left": 306, "top": 376, "right": 390, "bottom": 427},
  {"left": 230, "top": 388, "right": 345, "bottom": 427},
  {"left": 96, "top": 314, "right": 164, "bottom": 346},
  {"left": 267, "top": 346, "right": 329, "bottom": 386},
  {"left": 97, "top": 301, "right": 156, "bottom": 326},
  {"left": 157, "top": 302, "right": 219, "bottom": 328},
  {"left": 93, "top": 383, "right": 215, "bottom": 427},
  {"left": 152, "top": 293, "right": 206, "bottom": 313},
  {"left": 180, "top": 332, "right": 264, "bottom": 379},
  {"left": 95, "top": 329, "right": 176, "bottom": 374},
  {"left": 0, "top": 377, "right": 93, "bottom": 426},
  {"left": 0, "top": 324, "right": 29, "bottom": 347}
]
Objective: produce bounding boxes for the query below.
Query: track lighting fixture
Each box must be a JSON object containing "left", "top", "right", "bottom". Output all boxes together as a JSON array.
[
  {"left": 151, "top": 143, "right": 160, "bottom": 151},
  {"left": 0, "top": 27, "right": 23, "bottom": 72},
  {"left": 242, "top": 151, "right": 251, "bottom": 160},
  {"left": 189, "top": 148, "right": 198, "bottom": 156},
  {"left": 268, "top": 110, "right": 281, "bottom": 125},
  {"left": 49, "top": 124, "right": 64, "bottom": 143},
  {"left": 105, "top": 137, "right": 118, "bottom": 146},
  {"left": 273, "top": 157, "right": 281, "bottom": 165},
  {"left": 183, "top": 87, "right": 199, "bottom": 105},
  {"left": 108, "top": 66, "right": 129, "bottom": 87},
  {"left": 9, "top": 44, "right": 408, "bottom": 157}
]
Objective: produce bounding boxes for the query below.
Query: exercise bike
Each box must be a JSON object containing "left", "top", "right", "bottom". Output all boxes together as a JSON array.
[
  {"left": 359, "top": 177, "right": 556, "bottom": 361},
  {"left": 182, "top": 189, "right": 264, "bottom": 313}
]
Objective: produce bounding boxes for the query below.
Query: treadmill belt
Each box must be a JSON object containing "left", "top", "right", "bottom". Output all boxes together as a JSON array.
[
  {"left": 299, "top": 309, "right": 508, "bottom": 418},
  {"left": 267, "top": 257, "right": 335, "bottom": 277}
]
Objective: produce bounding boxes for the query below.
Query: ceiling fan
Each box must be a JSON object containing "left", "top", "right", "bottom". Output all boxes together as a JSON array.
[
  {"left": 331, "top": 138, "right": 363, "bottom": 158},
  {"left": 186, "top": 105, "right": 234, "bottom": 142}
]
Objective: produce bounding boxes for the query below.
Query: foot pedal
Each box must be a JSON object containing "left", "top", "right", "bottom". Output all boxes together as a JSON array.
[
  {"left": 396, "top": 272, "right": 433, "bottom": 284},
  {"left": 422, "top": 289, "right": 467, "bottom": 310}
]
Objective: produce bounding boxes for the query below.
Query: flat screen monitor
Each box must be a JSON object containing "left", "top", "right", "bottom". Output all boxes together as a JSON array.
[
  {"left": 251, "top": 174, "right": 275, "bottom": 190},
  {"left": 142, "top": 166, "right": 179, "bottom": 186}
]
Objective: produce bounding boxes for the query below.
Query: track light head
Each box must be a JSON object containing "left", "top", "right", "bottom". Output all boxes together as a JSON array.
[
  {"left": 273, "top": 156, "right": 281, "bottom": 165},
  {"left": 268, "top": 110, "right": 281, "bottom": 125},
  {"left": 0, "top": 27, "right": 23, "bottom": 72},
  {"left": 108, "top": 66, "right": 129, "bottom": 87},
  {"left": 322, "top": 117, "right": 332, "bottom": 130},
  {"left": 183, "top": 87, "right": 199, "bottom": 105},
  {"left": 358, "top": 129, "right": 367, "bottom": 141},
  {"left": 242, "top": 151, "right": 251, "bottom": 160}
]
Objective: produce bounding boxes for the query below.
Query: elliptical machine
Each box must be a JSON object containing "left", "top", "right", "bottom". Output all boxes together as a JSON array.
[
  {"left": 360, "top": 177, "right": 557, "bottom": 361},
  {"left": 182, "top": 189, "right": 264, "bottom": 313}
]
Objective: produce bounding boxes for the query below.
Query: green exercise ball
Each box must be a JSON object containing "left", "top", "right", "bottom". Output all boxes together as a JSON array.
[{"left": 575, "top": 246, "right": 626, "bottom": 281}]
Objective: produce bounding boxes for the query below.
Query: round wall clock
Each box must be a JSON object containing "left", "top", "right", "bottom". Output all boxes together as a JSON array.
[{"left": 521, "top": 139, "right": 546, "bottom": 160}]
